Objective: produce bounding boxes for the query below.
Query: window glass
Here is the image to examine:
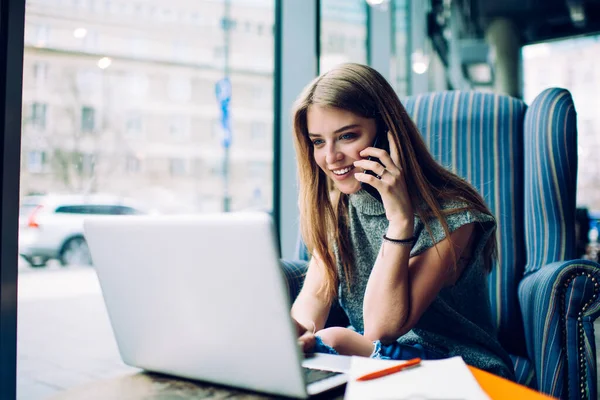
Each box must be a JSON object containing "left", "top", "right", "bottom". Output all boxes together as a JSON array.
[
  {"left": 20, "top": 0, "right": 275, "bottom": 218},
  {"left": 320, "top": 0, "right": 367, "bottom": 73},
  {"left": 523, "top": 36, "right": 600, "bottom": 211},
  {"left": 18, "top": 2, "right": 275, "bottom": 397},
  {"left": 81, "top": 106, "right": 96, "bottom": 133},
  {"left": 393, "top": 0, "right": 410, "bottom": 97},
  {"left": 523, "top": 35, "right": 600, "bottom": 259}
]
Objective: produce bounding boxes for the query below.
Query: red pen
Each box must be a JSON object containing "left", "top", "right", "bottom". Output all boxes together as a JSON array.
[{"left": 355, "top": 357, "right": 422, "bottom": 381}]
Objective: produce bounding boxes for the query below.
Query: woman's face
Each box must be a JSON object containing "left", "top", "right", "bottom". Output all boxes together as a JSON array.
[{"left": 306, "top": 105, "right": 377, "bottom": 195}]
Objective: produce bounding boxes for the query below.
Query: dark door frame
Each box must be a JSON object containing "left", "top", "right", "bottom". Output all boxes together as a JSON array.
[{"left": 0, "top": 0, "right": 25, "bottom": 398}]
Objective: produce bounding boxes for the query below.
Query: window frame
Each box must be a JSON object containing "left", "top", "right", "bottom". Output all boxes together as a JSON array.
[{"left": 1, "top": 0, "right": 26, "bottom": 397}]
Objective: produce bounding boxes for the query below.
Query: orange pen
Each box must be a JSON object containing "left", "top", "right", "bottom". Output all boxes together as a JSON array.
[{"left": 355, "top": 357, "right": 422, "bottom": 381}]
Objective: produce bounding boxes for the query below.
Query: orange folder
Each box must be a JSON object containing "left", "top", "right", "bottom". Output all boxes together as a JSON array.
[{"left": 468, "top": 366, "right": 557, "bottom": 400}]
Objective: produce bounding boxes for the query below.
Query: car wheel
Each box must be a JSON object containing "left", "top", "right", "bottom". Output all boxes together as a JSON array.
[
  {"left": 59, "top": 236, "right": 92, "bottom": 266},
  {"left": 22, "top": 255, "right": 49, "bottom": 268}
]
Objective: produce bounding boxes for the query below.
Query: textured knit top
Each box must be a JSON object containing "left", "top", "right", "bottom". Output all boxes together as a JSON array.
[{"left": 337, "top": 189, "right": 515, "bottom": 380}]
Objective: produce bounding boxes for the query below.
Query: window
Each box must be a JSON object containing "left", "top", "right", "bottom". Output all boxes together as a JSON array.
[
  {"left": 249, "top": 161, "right": 268, "bottom": 179},
  {"left": 209, "top": 159, "right": 224, "bottom": 178},
  {"left": 192, "top": 158, "right": 204, "bottom": 178},
  {"left": 394, "top": 0, "right": 410, "bottom": 96},
  {"left": 74, "top": 152, "right": 95, "bottom": 176},
  {"left": 19, "top": 1, "right": 276, "bottom": 393},
  {"left": 27, "top": 151, "right": 47, "bottom": 173},
  {"left": 169, "top": 158, "right": 187, "bottom": 176},
  {"left": 167, "top": 76, "right": 191, "bottom": 102},
  {"left": 169, "top": 115, "right": 190, "bottom": 138},
  {"left": 33, "top": 62, "right": 48, "bottom": 86},
  {"left": 127, "top": 73, "right": 149, "bottom": 98},
  {"left": 35, "top": 24, "right": 50, "bottom": 46},
  {"left": 211, "top": 119, "right": 221, "bottom": 139},
  {"left": 82, "top": 30, "right": 99, "bottom": 51},
  {"left": 76, "top": 70, "right": 101, "bottom": 95},
  {"left": 29, "top": 102, "right": 47, "bottom": 129},
  {"left": 250, "top": 121, "right": 267, "bottom": 142},
  {"left": 81, "top": 106, "right": 95, "bottom": 133},
  {"left": 172, "top": 40, "right": 187, "bottom": 61},
  {"left": 523, "top": 34, "right": 600, "bottom": 213},
  {"left": 320, "top": 0, "right": 367, "bottom": 73},
  {"left": 125, "top": 113, "right": 142, "bottom": 135},
  {"left": 125, "top": 155, "right": 141, "bottom": 173}
]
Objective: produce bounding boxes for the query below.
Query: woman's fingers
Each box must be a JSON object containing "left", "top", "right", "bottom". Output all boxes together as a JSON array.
[
  {"left": 353, "top": 159, "right": 386, "bottom": 176},
  {"left": 298, "top": 331, "right": 316, "bottom": 353},
  {"left": 358, "top": 148, "right": 398, "bottom": 175}
]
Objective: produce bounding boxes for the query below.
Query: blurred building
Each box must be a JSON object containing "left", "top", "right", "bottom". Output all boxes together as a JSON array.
[
  {"left": 523, "top": 36, "right": 600, "bottom": 210},
  {"left": 20, "top": 0, "right": 276, "bottom": 213},
  {"left": 19, "top": 0, "right": 368, "bottom": 213}
]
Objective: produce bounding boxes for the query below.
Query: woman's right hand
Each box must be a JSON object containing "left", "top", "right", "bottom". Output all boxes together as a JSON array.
[{"left": 294, "top": 319, "right": 316, "bottom": 353}]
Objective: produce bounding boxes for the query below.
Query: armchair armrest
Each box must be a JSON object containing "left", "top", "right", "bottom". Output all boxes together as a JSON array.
[{"left": 518, "top": 259, "right": 600, "bottom": 400}]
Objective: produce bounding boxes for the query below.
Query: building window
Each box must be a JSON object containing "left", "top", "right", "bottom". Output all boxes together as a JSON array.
[
  {"left": 167, "top": 76, "right": 191, "bottom": 102},
  {"left": 76, "top": 152, "right": 95, "bottom": 176},
  {"left": 169, "top": 115, "right": 190, "bottom": 138},
  {"left": 211, "top": 119, "right": 222, "bottom": 139},
  {"left": 76, "top": 69, "right": 101, "bottom": 95},
  {"left": 125, "top": 155, "right": 141, "bottom": 173},
  {"left": 250, "top": 122, "right": 267, "bottom": 142},
  {"left": 169, "top": 158, "right": 187, "bottom": 176},
  {"left": 192, "top": 158, "right": 204, "bottom": 178},
  {"left": 249, "top": 161, "right": 268, "bottom": 179},
  {"left": 125, "top": 113, "right": 142, "bottom": 135},
  {"left": 81, "top": 106, "right": 96, "bottom": 133},
  {"left": 83, "top": 30, "right": 99, "bottom": 51},
  {"left": 172, "top": 40, "right": 187, "bottom": 61},
  {"left": 27, "top": 151, "right": 47, "bottom": 173},
  {"left": 128, "top": 73, "right": 149, "bottom": 98},
  {"left": 29, "top": 103, "right": 47, "bottom": 130},
  {"left": 33, "top": 62, "right": 48, "bottom": 86},
  {"left": 35, "top": 24, "right": 50, "bottom": 46},
  {"left": 208, "top": 159, "right": 224, "bottom": 178}
]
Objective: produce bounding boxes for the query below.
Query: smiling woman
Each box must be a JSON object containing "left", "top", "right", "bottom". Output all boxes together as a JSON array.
[
  {"left": 289, "top": 63, "right": 515, "bottom": 380},
  {"left": 307, "top": 107, "right": 376, "bottom": 194}
]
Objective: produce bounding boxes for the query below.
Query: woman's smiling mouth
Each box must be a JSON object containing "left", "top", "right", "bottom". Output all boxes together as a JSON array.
[{"left": 331, "top": 165, "right": 355, "bottom": 179}]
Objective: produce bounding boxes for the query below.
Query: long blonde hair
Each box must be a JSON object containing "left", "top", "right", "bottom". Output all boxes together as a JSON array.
[{"left": 292, "top": 63, "right": 497, "bottom": 300}]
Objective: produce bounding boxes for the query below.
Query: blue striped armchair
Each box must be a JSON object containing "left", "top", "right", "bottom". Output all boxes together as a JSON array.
[{"left": 283, "top": 88, "right": 600, "bottom": 399}]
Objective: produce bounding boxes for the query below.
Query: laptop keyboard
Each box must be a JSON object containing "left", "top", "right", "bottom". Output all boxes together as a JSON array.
[{"left": 302, "top": 367, "right": 342, "bottom": 384}]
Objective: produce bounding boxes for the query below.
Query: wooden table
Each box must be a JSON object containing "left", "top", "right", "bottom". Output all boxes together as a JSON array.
[
  {"left": 49, "top": 371, "right": 345, "bottom": 400},
  {"left": 50, "top": 366, "right": 555, "bottom": 400}
]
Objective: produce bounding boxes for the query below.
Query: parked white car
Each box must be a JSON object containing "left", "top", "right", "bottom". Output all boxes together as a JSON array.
[{"left": 19, "top": 194, "right": 148, "bottom": 267}]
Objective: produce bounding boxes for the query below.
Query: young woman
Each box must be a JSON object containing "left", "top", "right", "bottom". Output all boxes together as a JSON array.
[{"left": 290, "top": 63, "right": 514, "bottom": 380}]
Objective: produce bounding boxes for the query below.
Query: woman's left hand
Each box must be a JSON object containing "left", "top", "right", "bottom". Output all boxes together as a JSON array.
[{"left": 353, "top": 131, "right": 414, "bottom": 228}]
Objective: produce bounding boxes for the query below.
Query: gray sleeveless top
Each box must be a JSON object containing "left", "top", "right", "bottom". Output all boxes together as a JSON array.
[{"left": 337, "top": 189, "right": 515, "bottom": 380}]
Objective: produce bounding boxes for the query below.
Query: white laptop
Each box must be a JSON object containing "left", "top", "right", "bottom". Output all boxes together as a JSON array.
[{"left": 83, "top": 212, "right": 349, "bottom": 399}]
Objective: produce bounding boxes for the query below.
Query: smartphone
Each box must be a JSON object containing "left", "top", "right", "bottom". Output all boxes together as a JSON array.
[{"left": 360, "top": 129, "right": 390, "bottom": 202}]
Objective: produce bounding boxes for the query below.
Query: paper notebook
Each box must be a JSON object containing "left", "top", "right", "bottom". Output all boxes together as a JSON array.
[{"left": 344, "top": 356, "right": 490, "bottom": 400}]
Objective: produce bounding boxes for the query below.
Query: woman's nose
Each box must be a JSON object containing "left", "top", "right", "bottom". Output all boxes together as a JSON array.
[{"left": 325, "top": 145, "right": 343, "bottom": 164}]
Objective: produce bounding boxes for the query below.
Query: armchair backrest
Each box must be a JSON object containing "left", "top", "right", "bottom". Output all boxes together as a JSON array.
[
  {"left": 404, "top": 91, "right": 528, "bottom": 356},
  {"left": 524, "top": 88, "right": 578, "bottom": 272}
]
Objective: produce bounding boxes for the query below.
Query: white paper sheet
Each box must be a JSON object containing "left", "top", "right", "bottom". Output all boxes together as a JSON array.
[{"left": 344, "top": 356, "right": 490, "bottom": 400}]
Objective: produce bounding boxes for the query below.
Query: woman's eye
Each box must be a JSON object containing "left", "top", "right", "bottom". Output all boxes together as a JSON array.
[
  {"left": 340, "top": 133, "right": 356, "bottom": 140},
  {"left": 312, "top": 139, "right": 324, "bottom": 146}
]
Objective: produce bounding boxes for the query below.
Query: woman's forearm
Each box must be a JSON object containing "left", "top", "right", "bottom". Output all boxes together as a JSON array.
[
  {"left": 291, "top": 292, "right": 331, "bottom": 332},
  {"left": 362, "top": 222, "right": 413, "bottom": 342}
]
